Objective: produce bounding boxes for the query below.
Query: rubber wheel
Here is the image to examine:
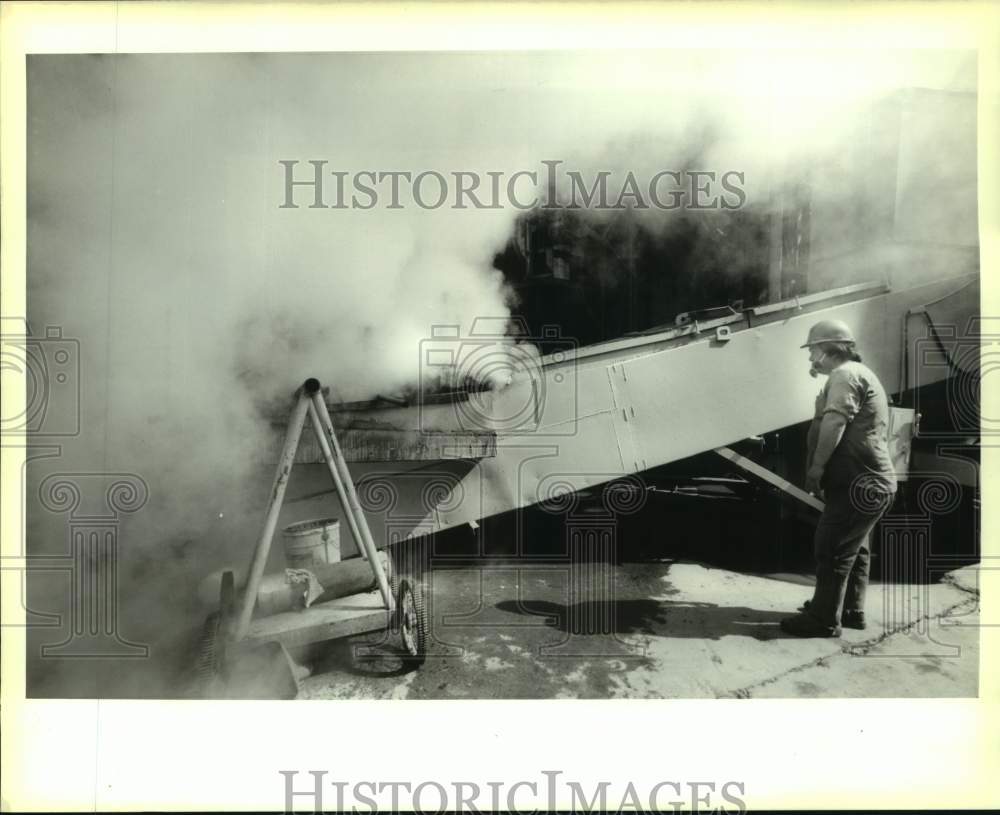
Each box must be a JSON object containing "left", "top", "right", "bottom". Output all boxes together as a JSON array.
[{"left": 397, "top": 578, "right": 428, "bottom": 666}]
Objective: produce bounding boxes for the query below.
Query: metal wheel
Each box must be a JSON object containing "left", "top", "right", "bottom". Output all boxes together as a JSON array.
[
  {"left": 397, "top": 578, "right": 428, "bottom": 666},
  {"left": 194, "top": 612, "right": 226, "bottom": 697}
]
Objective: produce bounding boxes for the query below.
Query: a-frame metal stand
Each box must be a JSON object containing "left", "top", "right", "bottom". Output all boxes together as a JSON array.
[
  {"left": 233, "top": 378, "right": 395, "bottom": 642},
  {"left": 198, "top": 379, "right": 430, "bottom": 698}
]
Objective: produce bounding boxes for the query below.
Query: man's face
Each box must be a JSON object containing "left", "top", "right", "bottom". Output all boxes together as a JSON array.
[{"left": 808, "top": 344, "right": 830, "bottom": 377}]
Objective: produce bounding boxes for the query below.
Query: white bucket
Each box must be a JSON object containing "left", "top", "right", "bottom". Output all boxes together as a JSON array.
[{"left": 282, "top": 517, "right": 341, "bottom": 570}]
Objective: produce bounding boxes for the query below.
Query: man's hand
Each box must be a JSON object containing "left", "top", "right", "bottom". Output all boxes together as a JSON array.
[
  {"left": 807, "top": 412, "right": 847, "bottom": 499},
  {"left": 805, "top": 464, "right": 825, "bottom": 498}
]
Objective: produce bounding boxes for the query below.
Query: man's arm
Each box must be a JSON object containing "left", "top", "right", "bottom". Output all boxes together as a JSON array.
[
  {"left": 806, "top": 417, "right": 821, "bottom": 470},
  {"left": 805, "top": 412, "right": 848, "bottom": 494}
]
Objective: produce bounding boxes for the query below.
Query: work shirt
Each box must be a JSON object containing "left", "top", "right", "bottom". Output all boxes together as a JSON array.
[{"left": 814, "top": 360, "right": 897, "bottom": 494}]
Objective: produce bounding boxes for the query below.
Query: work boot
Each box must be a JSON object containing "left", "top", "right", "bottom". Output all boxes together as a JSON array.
[
  {"left": 780, "top": 612, "right": 842, "bottom": 638},
  {"left": 798, "top": 600, "right": 866, "bottom": 630},
  {"left": 841, "top": 610, "right": 866, "bottom": 630}
]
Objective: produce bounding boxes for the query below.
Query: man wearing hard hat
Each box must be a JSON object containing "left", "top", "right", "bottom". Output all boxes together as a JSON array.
[{"left": 781, "top": 319, "right": 897, "bottom": 637}]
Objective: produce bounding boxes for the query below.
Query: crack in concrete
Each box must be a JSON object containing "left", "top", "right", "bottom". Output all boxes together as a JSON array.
[
  {"left": 843, "top": 595, "right": 978, "bottom": 657},
  {"left": 940, "top": 571, "right": 981, "bottom": 599},
  {"left": 724, "top": 593, "right": 979, "bottom": 699}
]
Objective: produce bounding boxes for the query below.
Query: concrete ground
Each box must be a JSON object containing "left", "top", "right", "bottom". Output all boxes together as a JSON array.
[{"left": 296, "top": 560, "right": 980, "bottom": 700}]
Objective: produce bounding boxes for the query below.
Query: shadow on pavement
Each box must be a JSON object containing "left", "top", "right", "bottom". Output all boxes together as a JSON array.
[{"left": 496, "top": 598, "right": 798, "bottom": 640}]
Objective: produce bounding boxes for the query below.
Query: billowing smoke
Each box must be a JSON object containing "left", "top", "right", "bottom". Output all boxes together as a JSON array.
[
  {"left": 23, "top": 49, "right": 977, "bottom": 696},
  {"left": 522, "top": 49, "right": 976, "bottom": 302}
]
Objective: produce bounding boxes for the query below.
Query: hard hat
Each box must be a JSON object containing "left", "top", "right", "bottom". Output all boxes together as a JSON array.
[{"left": 800, "top": 319, "right": 856, "bottom": 348}]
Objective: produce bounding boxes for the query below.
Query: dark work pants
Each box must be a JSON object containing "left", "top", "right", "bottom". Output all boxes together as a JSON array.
[{"left": 809, "top": 486, "right": 894, "bottom": 628}]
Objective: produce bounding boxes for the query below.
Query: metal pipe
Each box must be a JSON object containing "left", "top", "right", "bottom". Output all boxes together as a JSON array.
[
  {"left": 255, "top": 552, "right": 394, "bottom": 617},
  {"left": 748, "top": 281, "right": 887, "bottom": 317},
  {"left": 307, "top": 391, "right": 395, "bottom": 612},
  {"left": 234, "top": 387, "right": 311, "bottom": 640},
  {"left": 543, "top": 312, "right": 744, "bottom": 366}
]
